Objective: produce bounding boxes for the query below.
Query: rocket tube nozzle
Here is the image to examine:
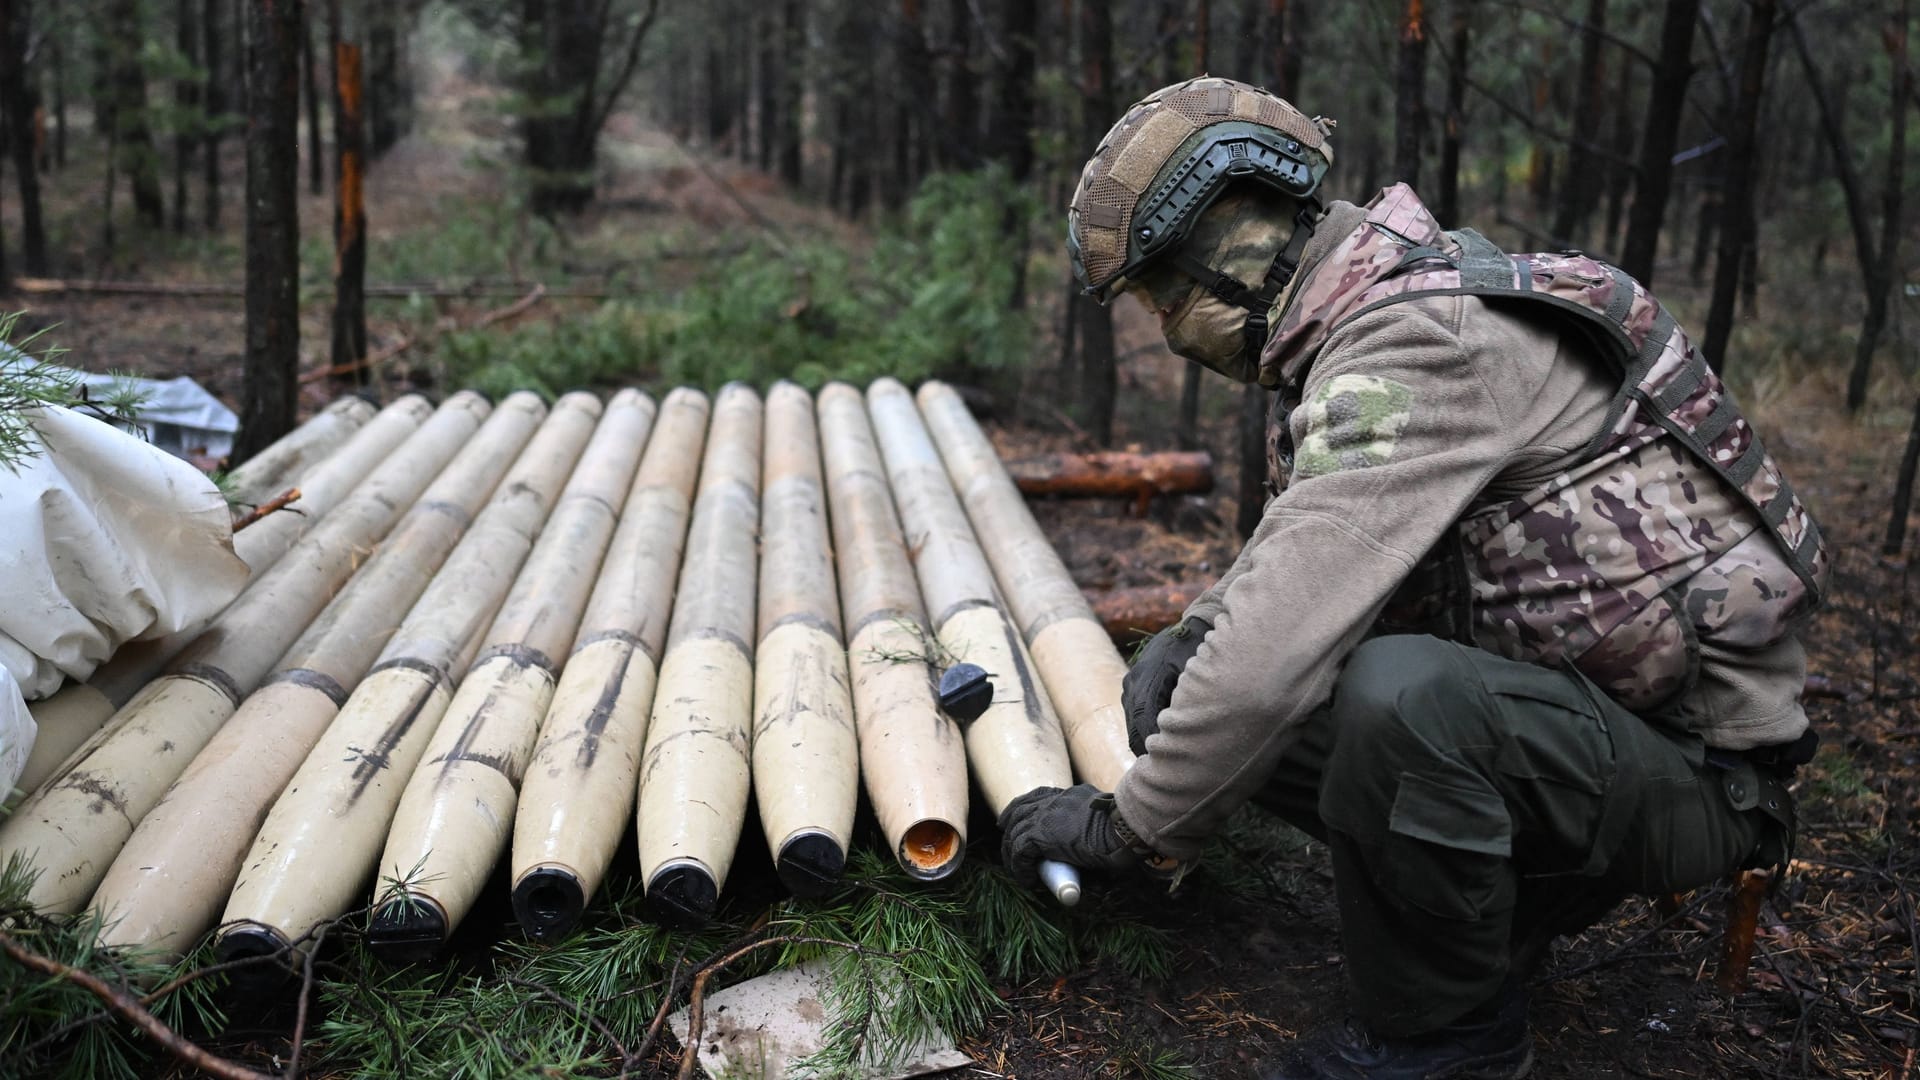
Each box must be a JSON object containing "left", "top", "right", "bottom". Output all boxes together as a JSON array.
[
  {"left": 775, "top": 830, "right": 848, "bottom": 898},
  {"left": 511, "top": 865, "right": 588, "bottom": 942},
  {"left": 367, "top": 893, "right": 450, "bottom": 965},
  {"left": 647, "top": 859, "right": 719, "bottom": 928}
]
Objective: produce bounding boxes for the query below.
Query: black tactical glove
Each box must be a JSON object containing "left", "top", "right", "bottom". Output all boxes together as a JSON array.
[
  {"left": 1122, "top": 616, "right": 1213, "bottom": 756},
  {"left": 998, "top": 783, "right": 1138, "bottom": 890}
]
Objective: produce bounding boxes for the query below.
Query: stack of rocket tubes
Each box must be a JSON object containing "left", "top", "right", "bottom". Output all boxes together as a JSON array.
[{"left": 0, "top": 378, "right": 1139, "bottom": 965}]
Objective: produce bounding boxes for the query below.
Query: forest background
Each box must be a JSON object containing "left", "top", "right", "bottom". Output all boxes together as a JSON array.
[{"left": 0, "top": 0, "right": 1916, "bottom": 1078}]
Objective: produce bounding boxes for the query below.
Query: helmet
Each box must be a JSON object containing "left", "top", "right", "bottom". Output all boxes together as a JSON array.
[{"left": 1068, "top": 77, "right": 1335, "bottom": 304}]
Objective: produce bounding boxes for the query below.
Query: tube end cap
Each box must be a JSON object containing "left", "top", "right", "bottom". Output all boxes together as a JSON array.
[
  {"left": 512, "top": 867, "right": 588, "bottom": 942},
  {"left": 775, "top": 832, "right": 846, "bottom": 898},
  {"left": 367, "top": 894, "right": 448, "bottom": 965},
  {"left": 646, "top": 862, "right": 718, "bottom": 928}
]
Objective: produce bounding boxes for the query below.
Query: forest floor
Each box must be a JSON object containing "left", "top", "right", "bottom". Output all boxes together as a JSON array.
[{"left": 5, "top": 40, "right": 1918, "bottom": 1080}]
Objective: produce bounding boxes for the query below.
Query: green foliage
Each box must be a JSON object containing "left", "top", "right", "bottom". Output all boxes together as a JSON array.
[
  {"left": 0, "top": 855, "right": 229, "bottom": 1080},
  {"left": 0, "top": 314, "right": 148, "bottom": 471},
  {"left": 430, "top": 168, "right": 1039, "bottom": 397}
]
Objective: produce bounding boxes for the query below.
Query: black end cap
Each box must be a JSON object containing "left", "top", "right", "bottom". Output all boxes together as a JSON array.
[
  {"left": 646, "top": 863, "right": 717, "bottom": 928},
  {"left": 513, "top": 867, "right": 587, "bottom": 942},
  {"left": 938, "top": 662, "right": 993, "bottom": 723},
  {"left": 775, "top": 832, "right": 846, "bottom": 898},
  {"left": 214, "top": 925, "right": 298, "bottom": 994},
  {"left": 366, "top": 895, "right": 448, "bottom": 966}
]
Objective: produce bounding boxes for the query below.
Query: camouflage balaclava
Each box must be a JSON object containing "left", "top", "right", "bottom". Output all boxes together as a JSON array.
[
  {"left": 1067, "top": 76, "right": 1334, "bottom": 384},
  {"left": 1128, "top": 188, "right": 1308, "bottom": 384}
]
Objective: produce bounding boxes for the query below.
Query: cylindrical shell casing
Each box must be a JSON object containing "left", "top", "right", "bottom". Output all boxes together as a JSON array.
[
  {"left": 88, "top": 394, "right": 543, "bottom": 955},
  {"left": 816, "top": 383, "right": 966, "bottom": 878},
  {"left": 219, "top": 664, "right": 453, "bottom": 946},
  {"left": 15, "top": 394, "right": 436, "bottom": 795},
  {"left": 0, "top": 394, "right": 485, "bottom": 914},
  {"left": 374, "top": 390, "right": 651, "bottom": 944},
  {"left": 93, "top": 679, "right": 342, "bottom": 954},
  {"left": 866, "top": 378, "right": 1073, "bottom": 819},
  {"left": 512, "top": 389, "right": 710, "bottom": 929},
  {"left": 222, "top": 396, "right": 378, "bottom": 510},
  {"left": 636, "top": 384, "right": 760, "bottom": 917},
  {"left": 219, "top": 393, "right": 599, "bottom": 950},
  {"left": 915, "top": 381, "right": 1134, "bottom": 790},
  {"left": 377, "top": 651, "right": 554, "bottom": 936},
  {"left": 752, "top": 382, "right": 856, "bottom": 892}
]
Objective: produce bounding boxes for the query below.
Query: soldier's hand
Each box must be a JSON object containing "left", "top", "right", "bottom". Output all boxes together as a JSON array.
[
  {"left": 998, "top": 783, "right": 1137, "bottom": 890},
  {"left": 1122, "top": 616, "right": 1213, "bottom": 756}
]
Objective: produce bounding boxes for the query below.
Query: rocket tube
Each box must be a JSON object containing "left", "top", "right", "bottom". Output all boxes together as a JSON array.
[
  {"left": 865, "top": 379, "right": 1075, "bottom": 875},
  {"left": 816, "top": 384, "right": 967, "bottom": 880},
  {"left": 634, "top": 383, "right": 761, "bottom": 926},
  {"left": 511, "top": 388, "right": 709, "bottom": 941},
  {"left": 221, "top": 395, "right": 378, "bottom": 511},
  {"left": 368, "top": 391, "right": 651, "bottom": 959},
  {"left": 215, "top": 393, "right": 593, "bottom": 967},
  {"left": 16, "top": 394, "right": 435, "bottom": 796},
  {"left": 87, "top": 394, "right": 541, "bottom": 958},
  {"left": 0, "top": 393, "right": 486, "bottom": 915},
  {"left": 914, "top": 381, "right": 1135, "bottom": 791},
  {"left": 750, "top": 382, "right": 857, "bottom": 897}
]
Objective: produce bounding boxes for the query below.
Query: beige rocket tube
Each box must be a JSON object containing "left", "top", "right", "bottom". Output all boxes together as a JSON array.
[
  {"left": 866, "top": 379, "right": 1074, "bottom": 816},
  {"left": 87, "top": 395, "right": 542, "bottom": 958},
  {"left": 0, "top": 393, "right": 484, "bottom": 915},
  {"left": 511, "top": 388, "right": 709, "bottom": 941},
  {"left": 369, "top": 391, "right": 652, "bottom": 960},
  {"left": 915, "top": 381, "right": 1135, "bottom": 791},
  {"left": 222, "top": 395, "right": 378, "bottom": 511},
  {"left": 635, "top": 383, "right": 761, "bottom": 926},
  {"left": 16, "top": 394, "right": 435, "bottom": 796},
  {"left": 816, "top": 383, "right": 967, "bottom": 880},
  {"left": 751, "top": 382, "right": 857, "bottom": 898},
  {"left": 216, "top": 393, "right": 594, "bottom": 968}
]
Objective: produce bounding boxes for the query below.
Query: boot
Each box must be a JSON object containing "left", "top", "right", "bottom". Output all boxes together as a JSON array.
[{"left": 1257, "top": 985, "right": 1532, "bottom": 1080}]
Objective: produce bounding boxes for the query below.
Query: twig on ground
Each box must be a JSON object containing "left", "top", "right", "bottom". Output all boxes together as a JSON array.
[{"left": 0, "top": 929, "right": 272, "bottom": 1080}]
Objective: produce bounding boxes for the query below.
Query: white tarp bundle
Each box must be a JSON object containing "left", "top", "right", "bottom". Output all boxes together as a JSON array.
[
  {"left": 0, "top": 346, "right": 240, "bottom": 461},
  {"left": 0, "top": 405, "right": 249, "bottom": 792}
]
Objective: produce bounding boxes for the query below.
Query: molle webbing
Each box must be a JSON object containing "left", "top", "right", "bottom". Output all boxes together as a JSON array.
[{"left": 1357, "top": 232, "right": 1828, "bottom": 603}]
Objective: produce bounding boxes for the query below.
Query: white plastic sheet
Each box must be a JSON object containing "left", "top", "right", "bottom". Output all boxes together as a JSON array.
[
  {"left": 0, "top": 348, "right": 240, "bottom": 460},
  {"left": 0, "top": 405, "right": 249, "bottom": 706},
  {"left": 0, "top": 669, "right": 32, "bottom": 797}
]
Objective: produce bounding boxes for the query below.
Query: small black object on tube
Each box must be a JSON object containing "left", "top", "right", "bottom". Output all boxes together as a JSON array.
[{"left": 937, "top": 662, "right": 993, "bottom": 724}]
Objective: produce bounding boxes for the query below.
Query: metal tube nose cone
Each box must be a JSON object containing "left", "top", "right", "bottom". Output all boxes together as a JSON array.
[
  {"left": 774, "top": 831, "right": 846, "bottom": 898},
  {"left": 214, "top": 924, "right": 298, "bottom": 993},
  {"left": 646, "top": 861, "right": 718, "bottom": 928},
  {"left": 512, "top": 866, "right": 587, "bottom": 941},
  {"left": 366, "top": 894, "right": 449, "bottom": 965}
]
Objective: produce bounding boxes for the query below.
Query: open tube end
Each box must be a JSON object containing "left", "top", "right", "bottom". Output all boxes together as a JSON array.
[
  {"left": 214, "top": 923, "right": 299, "bottom": 993},
  {"left": 775, "top": 831, "right": 847, "bottom": 898},
  {"left": 512, "top": 865, "right": 588, "bottom": 942},
  {"left": 898, "top": 819, "right": 963, "bottom": 881},
  {"left": 647, "top": 861, "right": 718, "bottom": 928}
]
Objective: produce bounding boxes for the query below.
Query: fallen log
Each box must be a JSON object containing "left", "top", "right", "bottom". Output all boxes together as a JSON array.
[
  {"left": 12, "top": 276, "right": 615, "bottom": 300},
  {"left": 1010, "top": 451, "right": 1213, "bottom": 514},
  {"left": 1085, "top": 581, "right": 1209, "bottom": 644}
]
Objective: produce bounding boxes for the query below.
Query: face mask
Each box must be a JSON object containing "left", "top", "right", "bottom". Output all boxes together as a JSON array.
[
  {"left": 1160, "top": 284, "right": 1262, "bottom": 383},
  {"left": 1135, "top": 191, "right": 1304, "bottom": 385}
]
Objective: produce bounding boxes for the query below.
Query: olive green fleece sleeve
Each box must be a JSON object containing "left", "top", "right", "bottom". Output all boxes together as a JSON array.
[{"left": 1114, "top": 296, "right": 1537, "bottom": 860}]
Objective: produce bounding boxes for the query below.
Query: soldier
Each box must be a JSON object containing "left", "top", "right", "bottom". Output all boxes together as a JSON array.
[{"left": 998, "top": 77, "right": 1826, "bottom": 1079}]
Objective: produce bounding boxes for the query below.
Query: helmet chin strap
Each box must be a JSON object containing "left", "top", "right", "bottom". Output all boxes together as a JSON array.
[{"left": 1165, "top": 199, "right": 1320, "bottom": 376}]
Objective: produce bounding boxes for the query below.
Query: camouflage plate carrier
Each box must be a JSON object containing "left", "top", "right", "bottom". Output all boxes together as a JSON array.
[{"left": 1261, "top": 185, "right": 1829, "bottom": 716}]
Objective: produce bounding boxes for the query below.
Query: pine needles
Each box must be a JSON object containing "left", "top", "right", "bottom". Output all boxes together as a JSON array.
[{"left": 0, "top": 312, "right": 150, "bottom": 471}]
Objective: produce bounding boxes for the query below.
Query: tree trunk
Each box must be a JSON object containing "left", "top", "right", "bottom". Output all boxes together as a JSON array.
[
  {"left": 1434, "top": 0, "right": 1471, "bottom": 227},
  {"left": 105, "top": 0, "right": 165, "bottom": 228},
  {"left": 236, "top": 0, "right": 302, "bottom": 466},
  {"left": 1602, "top": 53, "right": 1635, "bottom": 251},
  {"left": 521, "top": 0, "right": 660, "bottom": 216},
  {"left": 202, "top": 0, "right": 222, "bottom": 228},
  {"left": 944, "top": 0, "right": 976, "bottom": 168},
  {"left": 1700, "top": 0, "right": 1775, "bottom": 374},
  {"left": 0, "top": 0, "right": 50, "bottom": 273},
  {"left": 301, "top": 0, "right": 321, "bottom": 194},
  {"left": 1887, "top": 396, "right": 1920, "bottom": 557},
  {"left": 1549, "top": 0, "right": 1607, "bottom": 246},
  {"left": 1620, "top": 0, "right": 1701, "bottom": 285},
  {"left": 1691, "top": 187, "right": 1719, "bottom": 278},
  {"left": 1847, "top": 0, "right": 1908, "bottom": 411},
  {"left": 1195, "top": 0, "right": 1210, "bottom": 71},
  {"left": 1076, "top": 0, "right": 1117, "bottom": 446},
  {"left": 366, "top": 3, "right": 405, "bottom": 156},
  {"left": 174, "top": 0, "right": 197, "bottom": 231},
  {"left": 1392, "top": 0, "right": 1427, "bottom": 187},
  {"left": 778, "top": 0, "right": 802, "bottom": 187},
  {"left": 330, "top": 40, "right": 367, "bottom": 386},
  {"left": 755, "top": 5, "right": 776, "bottom": 171},
  {"left": 992, "top": 0, "right": 1036, "bottom": 308},
  {"left": 50, "top": 16, "right": 64, "bottom": 169}
]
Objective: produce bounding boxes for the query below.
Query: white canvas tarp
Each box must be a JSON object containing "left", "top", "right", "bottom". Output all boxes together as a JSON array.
[
  {"left": 0, "top": 348, "right": 241, "bottom": 461},
  {"left": 1, "top": 406, "right": 249, "bottom": 792}
]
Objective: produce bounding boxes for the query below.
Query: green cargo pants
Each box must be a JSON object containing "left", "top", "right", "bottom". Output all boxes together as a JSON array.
[{"left": 1248, "top": 635, "right": 1773, "bottom": 1037}]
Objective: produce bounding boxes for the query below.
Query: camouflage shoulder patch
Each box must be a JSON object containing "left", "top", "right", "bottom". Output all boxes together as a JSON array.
[{"left": 1293, "top": 373, "right": 1415, "bottom": 478}]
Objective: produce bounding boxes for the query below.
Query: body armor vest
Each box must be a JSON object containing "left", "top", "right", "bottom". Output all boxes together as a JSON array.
[{"left": 1260, "top": 186, "right": 1828, "bottom": 715}]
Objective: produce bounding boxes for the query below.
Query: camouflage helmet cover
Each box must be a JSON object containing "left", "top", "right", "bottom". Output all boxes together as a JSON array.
[{"left": 1069, "top": 76, "right": 1335, "bottom": 300}]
